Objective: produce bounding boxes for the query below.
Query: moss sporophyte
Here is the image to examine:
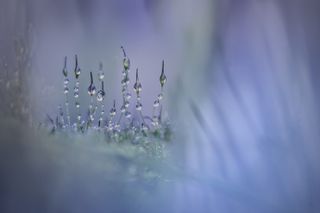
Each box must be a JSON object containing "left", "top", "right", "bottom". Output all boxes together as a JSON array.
[{"left": 44, "top": 47, "right": 171, "bottom": 143}]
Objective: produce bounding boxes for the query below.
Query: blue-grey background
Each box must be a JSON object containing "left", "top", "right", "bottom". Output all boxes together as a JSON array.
[{"left": 0, "top": 0, "right": 320, "bottom": 212}]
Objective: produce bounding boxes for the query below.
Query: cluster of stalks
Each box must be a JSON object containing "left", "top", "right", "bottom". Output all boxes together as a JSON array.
[{"left": 46, "top": 47, "right": 171, "bottom": 142}]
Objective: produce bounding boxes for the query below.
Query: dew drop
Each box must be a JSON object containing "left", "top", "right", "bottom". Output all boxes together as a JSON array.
[
  {"left": 63, "top": 69, "right": 68, "bottom": 78},
  {"left": 121, "top": 46, "right": 131, "bottom": 71},
  {"left": 98, "top": 62, "right": 104, "bottom": 80},
  {"left": 120, "top": 105, "right": 126, "bottom": 113},
  {"left": 124, "top": 101, "right": 130, "bottom": 108},
  {"left": 97, "top": 90, "right": 105, "bottom": 102},
  {"left": 160, "top": 74, "right": 167, "bottom": 87},
  {"left": 88, "top": 84, "right": 96, "bottom": 96},
  {"left": 133, "top": 82, "right": 142, "bottom": 94},
  {"left": 121, "top": 79, "right": 126, "bottom": 87},
  {"left": 125, "top": 111, "right": 132, "bottom": 118},
  {"left": 125, "top": 78, "right": 130, "bottom": 85},
  {"left": 122, "top": 75, "right": 130, "bottom": 86},
  {"left": 98, "top": 72, "right": 104, "bottom": 81},
  {"left": 123, "top": 58, "right": 130, "bottom": 70},
  {"left": 64, "top": 87, "right": 69, "bottom": 94},
  {"left": 110, "top": 108, "right": 116, "bottom": 117},
  {"left": 136, "top": 102, "right": 142, "bottom": 111},
  {"left": 75, "top": 68, "right": 81, "bottom": 79},
  {"left": 152, "top": 115, "right": 159, "bottom": 126},
  {"left": 153, "top": 99, "right": 160, "bottom": 108},
  {"left": 62, "top": 57, "right": 68, "bottom": 77},
  {"left": 107, "top": 125, "right": 113, "bottom": 131},
  {"left": 73, "top": 55, "right": 81, "bottom": 79},
  {"left": 160, "top": 60, "right": 167, "bottom": 87},
  {"left": 64, "top": 78, "right": 69, "bottom": 85},
  {"left": 157, "top": 93, "right": 163, "bottom": 100},
  {"left": 141, "top": 123, "right": 148, "bottom": 131},
  {"left": 126, "top": 92, "right": 132, "bottom": 100}
]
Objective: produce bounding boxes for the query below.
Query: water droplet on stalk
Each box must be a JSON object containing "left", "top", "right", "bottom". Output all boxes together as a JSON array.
[
  {"left": 62, "top": 56, "right": 68, "bottom": 77},
  {"left": 97, "top": 90, "right": 105, "bottom": 101},
  {"left": 121, "top": 79, "right": 126, "bottom": 87},
  {"left": 141, "top": 123, "right": 148, "bottom": 131},
  {"left": 152, "top": 116, "right": 159, "bottom": 126},
  {"left": 123, "top": 58, "right": 130, "bottom": 70},
  {"left": 136, "top": 102, "right": 142, "bottom": 111},
  {"left": 107, "top": 125, "right": 113, "bottom": 131},
  {"left": 133, "top": 69, "right": 142, "bottom": 95},
  {"left": 120, "top": 105, "right": 126, "bottom": 113},
  {"left": 160, "top": 60, "right": 167, "bottom": 87},
  {"left": 110, "top": 109, "right": 116, "bottom": 116},
  {"left": 98, "top": 73, "right": 105, "bottom": 81},
  {"left": 153, "top": 99, "right": 160, "bottom": 107},
  {"left": 114, "top": 123, "right": 120, "bottom": 129},
  {"left": 133, "top": 82, "right": 142, "bottom": 94},
  {"left": 125, "top": 111, "right": 131, "bottom": 118},
  {"left": 98, "top": 62, "right": 104, "bottom": 80},
  {"left": 110, "top": 100, "right": 116, "bottom": 116},
  {"left": 64, "top": 78, "right": 69, "bottom": 85},
  {"left": 126, "top": 93, "right": 131, "bottom": 100},
  {"left": 74, "top": 55, "right": 81, "bottom": 79},
  {"left": 124, "top": 75, "right": 130, "bottom": 85},
  {"left": 97, "top": 81, "right": 105, "bottom": 101},
  {"left": 124, "top": 100, "right": 130, "bottom": 108},
  {"left": 88, "top": 72, "right": 96, "bottom": 96},
  {"left": 121, "top": 46, "right": 130, "bottom": 70},
  {"left": 157, "top": 93, "right": 163, "bottom": 100},
  {"left": 88, "top": 85, "right": 96, "bottom": 96}
]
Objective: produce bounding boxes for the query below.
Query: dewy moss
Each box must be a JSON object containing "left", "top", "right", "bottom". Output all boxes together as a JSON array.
[{"left": 44, "top": 47, "right": 172, "bottom": 143}]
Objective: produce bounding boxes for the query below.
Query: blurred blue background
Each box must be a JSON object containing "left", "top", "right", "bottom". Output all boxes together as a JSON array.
[{"left": 1, "top": 0, "right": 320, "bottom": 212}]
